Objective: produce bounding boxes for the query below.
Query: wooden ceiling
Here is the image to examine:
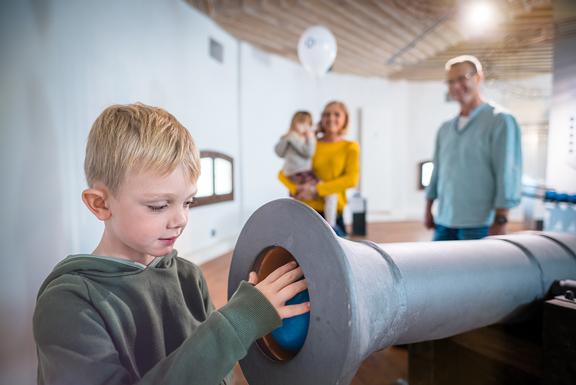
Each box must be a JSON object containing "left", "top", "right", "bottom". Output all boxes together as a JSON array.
[{"left": 187, "top": 0, "right": 555, "bottom": 81}]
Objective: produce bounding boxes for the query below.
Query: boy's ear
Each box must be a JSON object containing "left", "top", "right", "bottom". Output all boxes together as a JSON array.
[{"left": 82, "top": 186, "right": 111, "bottom": 221}]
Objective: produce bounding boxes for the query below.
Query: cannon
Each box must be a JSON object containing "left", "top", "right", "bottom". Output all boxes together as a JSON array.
[{"left": 228, "top": 199, "right": 576, "bottom": 385}]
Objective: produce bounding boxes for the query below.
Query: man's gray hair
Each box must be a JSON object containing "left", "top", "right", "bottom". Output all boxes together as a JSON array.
[{"left": 445, "top": 55, "right": 483, "bottom": 73}]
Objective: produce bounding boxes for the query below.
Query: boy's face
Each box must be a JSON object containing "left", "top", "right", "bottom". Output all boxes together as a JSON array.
[{"left": 102, "top": 165, "right": 196, "bottom": 263}]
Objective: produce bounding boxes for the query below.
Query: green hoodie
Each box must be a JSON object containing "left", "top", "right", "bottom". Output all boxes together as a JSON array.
[{"left": 33, "top": 251, "right": 281, "bottom": 385}]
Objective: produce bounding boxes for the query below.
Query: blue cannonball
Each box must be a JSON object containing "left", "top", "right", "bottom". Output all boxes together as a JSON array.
[{"left": 271, "top": 290, "right": 310, "bottom": 351}]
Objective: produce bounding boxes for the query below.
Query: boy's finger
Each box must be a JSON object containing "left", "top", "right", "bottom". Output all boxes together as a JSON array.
[
  {"left": 279, "top": 302, "right": 310, "bottom": 319},
  {"left": 271, "top": 266, "right": 304, "bottom": 290},
  {"left": 279, "top": 279, "right": 308, "bottom": 301},
  {"left": 248, "top": 271, "right": 258, "bottom": 285},
  {"left": 262, "top": 261, "right": 298, "bottom": 283}
]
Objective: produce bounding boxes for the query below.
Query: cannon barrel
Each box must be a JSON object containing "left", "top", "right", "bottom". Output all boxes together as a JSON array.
[{"left": 228, "top": 199, "right": 576, "bottom": 385}]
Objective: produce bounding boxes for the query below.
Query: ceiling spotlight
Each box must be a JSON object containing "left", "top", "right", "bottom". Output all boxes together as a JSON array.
[{"left": 461, "top": 1, "right": 501, "bottom": 36}]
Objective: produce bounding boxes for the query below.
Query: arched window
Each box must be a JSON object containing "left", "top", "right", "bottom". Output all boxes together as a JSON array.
[{"left": 194, "top": 151, "right": 234, "bottom": 206}]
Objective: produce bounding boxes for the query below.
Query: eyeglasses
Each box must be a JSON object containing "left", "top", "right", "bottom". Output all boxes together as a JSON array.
[{"left": 446, "top": 71, "right": 477, "bottom": 86}]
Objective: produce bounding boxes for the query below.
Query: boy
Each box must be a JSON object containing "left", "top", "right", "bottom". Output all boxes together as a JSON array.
[{"left": 33, "top": 103, "right": 309, "bottom": 385}]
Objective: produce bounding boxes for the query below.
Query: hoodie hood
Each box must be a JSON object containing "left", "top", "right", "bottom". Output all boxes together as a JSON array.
[{"left": 37, "top": 251, "right": 176, "bottom": 299}]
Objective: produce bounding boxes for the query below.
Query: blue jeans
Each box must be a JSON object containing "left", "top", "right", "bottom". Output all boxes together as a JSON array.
[{"left": 433, "top": 224, "right": 489, "bottom": 241}]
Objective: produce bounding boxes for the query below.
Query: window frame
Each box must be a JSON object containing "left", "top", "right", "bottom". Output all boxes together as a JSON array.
[
  {"left": 418, "top": 160, "right": 434, "bottom": 190},
  {"left": 193, "top": 150, "right": 234, "bottom": 207}
]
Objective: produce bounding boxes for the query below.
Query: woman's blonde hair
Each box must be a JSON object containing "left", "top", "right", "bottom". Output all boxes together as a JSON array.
[
  {"left": 288, "top": 111, "right": 313, "bottom": 134},
  {"left": 318, "top": 101, "right": 349, "bottom": 137},
  {"left": 84, "top": 103, "right": 200, "bottom": 193}
]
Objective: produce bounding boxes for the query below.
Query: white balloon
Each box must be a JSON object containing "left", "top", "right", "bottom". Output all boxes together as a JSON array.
[{"left": 297, "top": 25, "right": 337, "bottom": 77}]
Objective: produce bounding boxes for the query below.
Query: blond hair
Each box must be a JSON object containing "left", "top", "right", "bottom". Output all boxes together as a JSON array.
[
  {"left": 318, "top": 101, "right": 349, "bottom": 137},
  {"left": 288, "top": 111, "right": 313, "bottom": 134},
  {"left": 85, "top": 103, "right": 200, "bottom": 193}
]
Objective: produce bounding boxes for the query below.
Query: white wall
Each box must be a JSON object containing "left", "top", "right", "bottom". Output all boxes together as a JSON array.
[
  {"left": 484, "top": 75, "right": 552, "bottom": 184},
  {"left": 547, "top": 0, "right": 576, "bottom": 191},
  {"left": 362, "top": 81, "right": 458, "bottom": 221},
  {"left": 542, "top": 0, "right": 576, "bottom": 233}
]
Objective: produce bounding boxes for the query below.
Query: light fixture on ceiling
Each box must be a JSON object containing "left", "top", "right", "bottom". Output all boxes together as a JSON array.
[{"left": 460, "top": 0, "right": 502, "bottom": 37}]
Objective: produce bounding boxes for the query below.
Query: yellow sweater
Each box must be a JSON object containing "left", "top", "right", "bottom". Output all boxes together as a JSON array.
[{"left": 279, "top": 140, "right": 360, "bottom": 213}]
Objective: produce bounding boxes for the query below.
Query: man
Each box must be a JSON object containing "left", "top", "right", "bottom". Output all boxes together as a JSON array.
[{"left": 425, "top": 55, "right": 522, "bottom": 240}]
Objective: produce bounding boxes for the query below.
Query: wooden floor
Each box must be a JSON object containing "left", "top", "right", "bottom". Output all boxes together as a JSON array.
[{"left": 200, "top": 221, "right": 524, "bottom": 385}]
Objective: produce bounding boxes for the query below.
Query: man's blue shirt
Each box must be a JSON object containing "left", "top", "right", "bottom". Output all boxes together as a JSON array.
[{"left": 426, "top": 102, "right": 522, "bottom": 228}]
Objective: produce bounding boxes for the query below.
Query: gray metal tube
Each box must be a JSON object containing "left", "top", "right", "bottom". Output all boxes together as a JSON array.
[{"left": 228, "top": 199, "right": 576, "bottom": 385}]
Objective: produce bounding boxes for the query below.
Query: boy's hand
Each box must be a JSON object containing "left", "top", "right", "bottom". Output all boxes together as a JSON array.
[{"left": 248, "top": 261, "right": 310, "bottom": 319}]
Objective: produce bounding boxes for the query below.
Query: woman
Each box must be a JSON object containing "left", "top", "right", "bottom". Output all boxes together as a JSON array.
[{"left": 279, "top": 101, "right": 360, "bottom": 236}]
